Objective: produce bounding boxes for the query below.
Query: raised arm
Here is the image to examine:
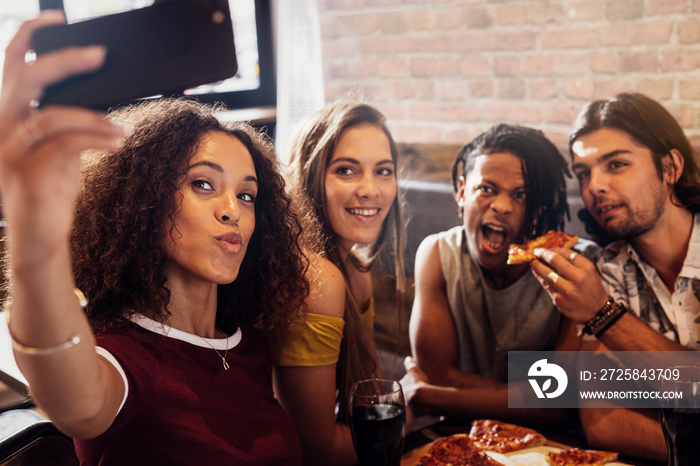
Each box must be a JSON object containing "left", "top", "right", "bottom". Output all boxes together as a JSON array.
[
  {"left": 0, "top": 13, "right": 126, "bottom": 439},
  {"left": 273, "top": 255, "right": 356, "bottom": 466},
  {"left": 531, "top": 247, "right": 690, "bottom": 351}
]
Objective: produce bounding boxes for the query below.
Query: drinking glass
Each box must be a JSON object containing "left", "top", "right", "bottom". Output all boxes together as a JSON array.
[
  {"left": 659, "top": 365, "right": 700, "bottom": 466},
  {"left": 349, "top": 378, "right": 406, "bottom": 466}
]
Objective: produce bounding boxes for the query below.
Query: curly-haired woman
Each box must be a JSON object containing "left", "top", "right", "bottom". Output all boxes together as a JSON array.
[{"left": 0, "top": 13, "right": 307, "bottom": 465}]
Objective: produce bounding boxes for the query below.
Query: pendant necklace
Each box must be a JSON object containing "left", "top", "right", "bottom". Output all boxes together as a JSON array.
[{"left": 200, "top": 335, "right": 230, "bottom": 370}]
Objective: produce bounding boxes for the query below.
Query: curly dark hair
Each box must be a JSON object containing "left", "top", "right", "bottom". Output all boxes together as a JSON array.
[
  {"left": 451, "top": 123, "right": 571, "bottom": 239},
  {"left": 569, "top": 92, "right": 700, "bottom": 241},
  {"left": 70, "top": 98, "right": 308, "bottom": 338}
]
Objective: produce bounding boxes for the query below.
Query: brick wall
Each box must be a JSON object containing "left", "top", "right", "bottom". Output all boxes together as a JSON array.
[{"left": 317, "top": 0, "right": 700, "bottom": 151}]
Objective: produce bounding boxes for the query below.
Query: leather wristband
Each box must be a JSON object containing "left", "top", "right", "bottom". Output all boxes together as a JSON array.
[
  {"left": 593, "top": 303, "right": 627, "bottom": 338},
  {"left": 582, "top": 297, "right": 626, "bottom": 336}
]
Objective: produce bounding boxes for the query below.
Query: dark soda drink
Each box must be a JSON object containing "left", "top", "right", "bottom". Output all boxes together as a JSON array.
[
  {"left": 660, "top": 407, "right": 700, "bottom": 466},
  {"left": 350, "top": 402, "right": 406, "bottom": 466}
]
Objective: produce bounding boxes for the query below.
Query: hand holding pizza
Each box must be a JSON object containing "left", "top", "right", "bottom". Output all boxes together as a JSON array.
[{"left": 530, "top": 246, "right": 609, "bottom": 324}]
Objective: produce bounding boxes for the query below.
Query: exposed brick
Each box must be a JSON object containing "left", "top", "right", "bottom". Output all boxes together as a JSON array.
[
  {"left": 493, "top": 56, "right": 521, "bottom": 77},
  {"left": 590, "top": 52, "right": 616, "bottom": 73},
  {"left": 391, "top": 80, "right": 436, "bottom": 100},
  {"left": 444, "top": 127, "right": 480, "bottom": 144},
  {"left": 679, "top": 19, "right": 700, "bottom": 44},
  {"left": 544, "top": 103, "right": 582, "bottom": 125},
  {"left": 607, "top": 0, "right": 644, "bottom": 20},
  {"left": 482, "top": 103, "right": 541, "bottom": 123},
  {"left": 468, "top": 80, "right": 494, "bottom": 97},
  {"left": 648, "top": 0, "right": 687, "bottom": 15},
  {"left": 410, "top": 10, "right": 437, "bottom": 31},
  {"left": 633, "top": 21, "right": 673, "bottom": 45},
  {"left": 497, "top": 80, "right": 526, "bottom": 99},
  {"left": 541, "top": 27, "right": 597, "bottom": 49},
  {"left": 619, "top": 51, "right": 658, "bottom": 73},
  {"left": 635, "top": 79, "right": 674, "bottom": 100},
  {"left": 336, "top": 14, "right": 381, "bottom": 37},
  {"left": 552, "top": 53, "right": 591, "bottom": 76},
  {"left": 566, "top": 0, "right": 604, "bottom": 21},
  {"left": 661, "top": 51, "right": 700, "bottom": 72},
  {"left": 378, "top": 58, "right": 409, "bottom": 78},
  {"left": 460, "top": 56, "right": 492, "bottom": 78},
  {"left": 437, "top": 58, "right": 461, "bottom": 76},
  {"left": 563, "top": 79, "right": 595, "bottom": 100},
  {"left": 436, "top": 8, "right": 470, "bottom": 30},
  {"left": 666, "top": 105, "right": 695, "bottom": 127},
  {"left": 390, "top": 123, "right": 443, "bottom": 144},
  {"left": 530, "top": 80, "right": 559, "bottom": 99},
  {"left": 380, "top": 12, "right": 410, "bottom": 35},
  {"left": 439, "top": 80, "right": 468, "bottom": 101},
  {"left": 376, "top": 104, "right": 404, "bottom": 121},
  {"left": 472, "top": 31, "right": 537, "bottom": 51},
  {"left": 409, "top": 103, "right": 480, "bottom": 122},
  {"left": 443, "top": 32, "right": 477, "bottom": 53},
  {"left": 531, "top": 2, "right": 566, "bottom": 24},
  {"left": 599, "top": 23, "right": 635, "bottom": 46},
  {"left": 523, "top": 56, "right": 553, "bottom": 76},
  {"left": 694, "top": 0, "right": 700, "bottom": 12},
  {"left": 410, "top": 57, "right": 438, "bottom": 77},
  {"left": 356, "top": 58, "right": 380, "bottom": 78},
  {"left": 463, "top": 7, "right": 493, "bottom": 29},
  {"left": 679, "top": 79, "right": 700, "bottom": 100},
  {"left": 495, "top": 4, "right": 528, "bottom": 25},
  {"left": 594, "top": 80, "right": 632, "bottom": 98}
]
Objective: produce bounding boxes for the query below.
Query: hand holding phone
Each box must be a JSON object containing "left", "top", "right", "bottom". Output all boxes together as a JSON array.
[{"left": 32, "top": 0, "right": 238, "bottom": 110}]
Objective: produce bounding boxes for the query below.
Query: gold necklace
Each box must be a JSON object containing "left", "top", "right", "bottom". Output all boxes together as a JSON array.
[{"left": 199, "top": 335, "right": 230, "bottom": 370}]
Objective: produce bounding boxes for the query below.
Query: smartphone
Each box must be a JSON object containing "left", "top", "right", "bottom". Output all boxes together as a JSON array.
[{"left": 32, "top": 0, "right": 238, "bottom": 110}]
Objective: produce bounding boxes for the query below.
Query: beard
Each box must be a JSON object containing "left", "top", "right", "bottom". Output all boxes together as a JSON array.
[{"left": 599, "top": 187, "right": 667, "bottom": 240}]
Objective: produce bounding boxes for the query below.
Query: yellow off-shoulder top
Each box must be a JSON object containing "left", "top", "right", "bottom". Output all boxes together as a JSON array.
[
  {"left": 274, "top": 312, "right": 345, "bottom": 366},
  {"left": 274, "top": 298, "right": 375, "bottom": 367}
]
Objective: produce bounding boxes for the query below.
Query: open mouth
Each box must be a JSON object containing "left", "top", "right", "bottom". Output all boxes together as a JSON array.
[
  {"left": 595, "top": 203, "right": 621, "bottom": 220},
  {"left": 347, "top": 208, "right": 380, "bottom": 217},
  {"left": 481, "top": 224, "right": 508, "bottom": 252}
]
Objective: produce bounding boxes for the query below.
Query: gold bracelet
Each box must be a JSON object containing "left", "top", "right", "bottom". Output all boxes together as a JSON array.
[{"left": 5, "top": 288, "right": 87, "bottom": 356}]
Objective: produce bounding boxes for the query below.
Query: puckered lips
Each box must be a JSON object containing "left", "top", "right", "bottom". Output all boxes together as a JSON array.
[
  {"left": 216, "top": 231, "right": 243, "bottom": 254},
  {"left": 346, "top": 207, "right": 381, "bottom": 222},
  {"left": 480, "top": 223, "right": 510, "bottom": 254}
]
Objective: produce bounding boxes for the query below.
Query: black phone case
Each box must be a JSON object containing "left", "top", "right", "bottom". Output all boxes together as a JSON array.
[{"left": 32, "top": 0, "right": 238, "bottom": 110}]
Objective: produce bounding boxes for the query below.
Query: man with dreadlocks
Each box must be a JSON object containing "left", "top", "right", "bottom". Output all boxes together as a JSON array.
[{"left": 402, "top": 124, "right": 597, "bottom": 424}]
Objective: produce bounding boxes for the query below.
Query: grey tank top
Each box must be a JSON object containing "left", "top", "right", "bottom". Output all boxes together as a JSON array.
[{"left": 438, "top": 226, "right": 561, "bottom": 381}]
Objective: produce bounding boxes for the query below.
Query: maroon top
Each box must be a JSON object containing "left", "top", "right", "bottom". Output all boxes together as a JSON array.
[{"left": 74, "top": 319, "right": 301, "bottom": 466}]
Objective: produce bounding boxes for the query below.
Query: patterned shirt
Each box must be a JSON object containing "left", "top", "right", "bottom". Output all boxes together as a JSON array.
[{"left": 596, "top": 215, "right": 700, "bottom": 349}]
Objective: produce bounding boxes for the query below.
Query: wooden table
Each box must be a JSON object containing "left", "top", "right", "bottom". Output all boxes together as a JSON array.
[{"left": 400, "top": 417, "right": 665, "bottom": 466}]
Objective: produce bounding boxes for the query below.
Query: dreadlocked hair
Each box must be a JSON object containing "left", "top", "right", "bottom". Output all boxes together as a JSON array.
[{"left": 451, "top": 123, "right": 571, "bottom": 239}]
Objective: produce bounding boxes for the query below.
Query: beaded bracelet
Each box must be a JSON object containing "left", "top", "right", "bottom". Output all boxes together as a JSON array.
[
  {"left": 582, "top": 297, "right": 626, "bottom": 336},
  {"left": 5, "top": 288, "right": 87, "bottom": 356},
  {"left": 593, "top": 303, "right": 627, "bottom": 338}
]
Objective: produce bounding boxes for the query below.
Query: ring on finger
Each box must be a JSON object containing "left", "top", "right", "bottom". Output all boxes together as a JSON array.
[
  {"left": 547, "top": 271, "right": 559, "bottom": 284},
  {"left": 568, "top": 251, "right": 578, "bottom": 264},
  {"left": 17, "top": 116, "right": 45, "bottom": 148}
]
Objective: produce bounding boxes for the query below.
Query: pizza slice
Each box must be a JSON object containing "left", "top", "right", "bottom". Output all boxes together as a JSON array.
[
  {"left": 545, "top": 448, "right": 619, "bottom": 466},
  {"left": 507, "top": 230, "right": 579, "bottom": 265},
  {"left": 468, "top": 419, "right": 547, "bottom": 453},
  {"left": 418, "top": 433, "right": 506, "bottom": 466}
]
